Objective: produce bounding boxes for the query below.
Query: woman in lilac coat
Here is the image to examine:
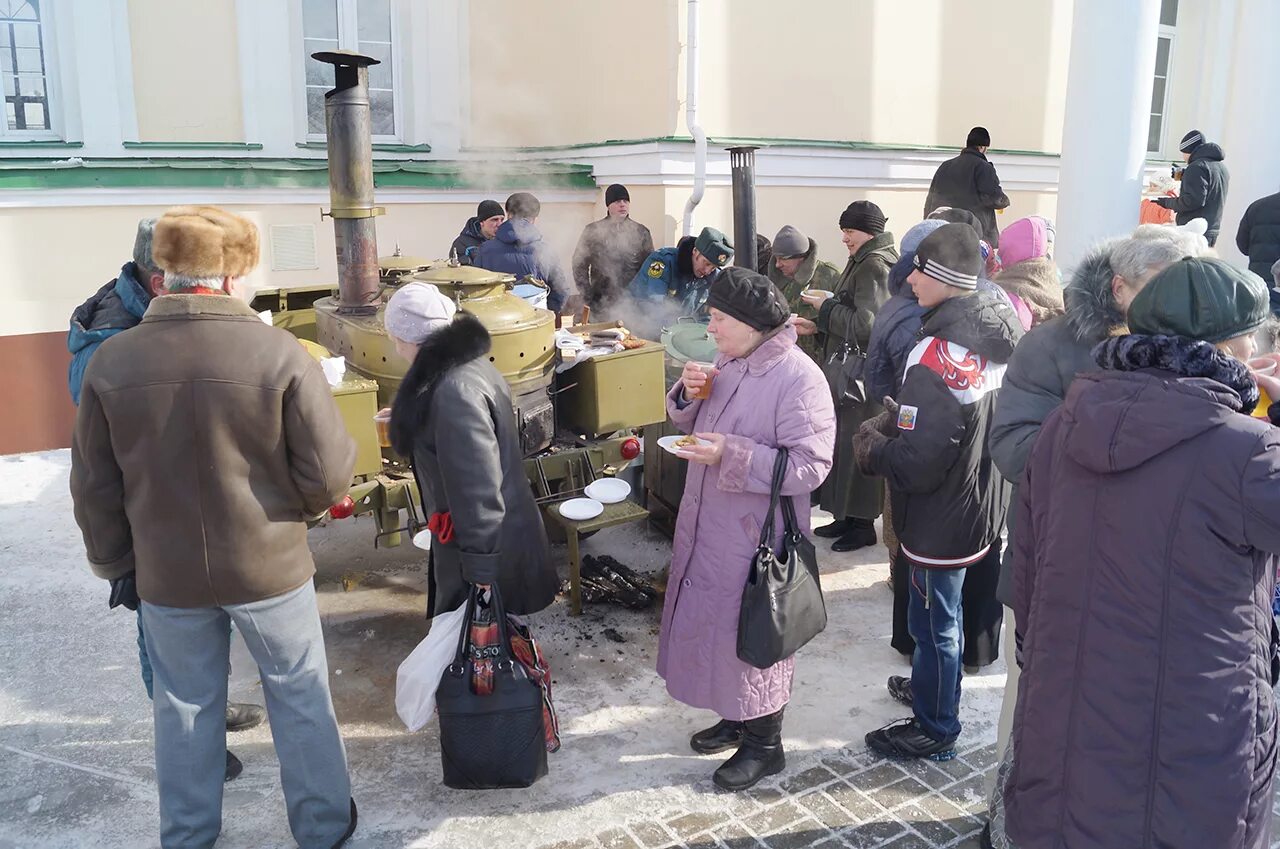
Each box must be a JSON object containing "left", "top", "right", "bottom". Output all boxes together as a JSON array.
[{"left": 657, "top": 267, "right": 836, "bottom": 791}]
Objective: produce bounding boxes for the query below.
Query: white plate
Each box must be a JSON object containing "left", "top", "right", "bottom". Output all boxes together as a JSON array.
[
  {"left": 411, "top": 529, "right": 432, "bottom": 550},
  {"left": 802, "top": 288, "right": 835, "bottom": 300},
  {"left": 657, "top": 434, "right": 707, "bottom": 455},
  {"left": 558, "top": 498, "right": 605, "bottom": 521},
  {"left": 584, "top": 478, "right": 631, "bottom": 504}
]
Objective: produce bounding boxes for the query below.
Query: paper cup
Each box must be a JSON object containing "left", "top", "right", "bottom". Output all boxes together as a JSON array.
[{"left": 373, "top": 408, "right": 392, "bottom": 448}]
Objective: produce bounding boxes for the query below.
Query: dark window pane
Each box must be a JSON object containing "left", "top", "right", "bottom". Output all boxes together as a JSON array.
[
  {"left": 357, "top": 0, "right": 391, "bottom": 42},
  {"left": 1155, "top": 37, "right": 1170, "bottom": 75},
  {"left": 1150, "top": 77, "right": 1166, "bottom": 114},
  {"left": 369, "top": 88, "right": 394, "bottom": 136},
  {"left": 1148, "top": 114, "right": 1162, "bottom": 153},
  {"left": 1160, "top": 0, "right": 1179, "bottom": 27},
  {"left": 302, "top": 0, "right": 338, "bottom": 40},
  {"left": 306, "top": 87, "right": 327, "bottom": 134},
  {"left": 360, "top": 40, "right": 392, "bottom": 89},
  {"left": 304, "top": 38, "right": 338, "bottom": 84}
]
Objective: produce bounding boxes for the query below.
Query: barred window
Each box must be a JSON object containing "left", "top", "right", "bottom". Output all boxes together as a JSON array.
[
  {"left": 302, "top": 0, "right": 396, "bottom": 138},
  {"left": 0, "top": 0, "right": 50, "bottom": 133}
]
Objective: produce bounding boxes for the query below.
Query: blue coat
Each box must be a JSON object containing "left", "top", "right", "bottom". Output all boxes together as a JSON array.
[
  {"left": 474, "top": 218, "right": 570, "bottom": 312},
  {"left": 67, "top": 262, "right": 152, "bottom": 404},
  {"left": 627, "top": 236, "right": 716, "bottom": 310}
]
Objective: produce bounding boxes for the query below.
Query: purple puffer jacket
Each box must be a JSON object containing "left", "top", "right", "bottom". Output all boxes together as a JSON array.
[
  {"left": 657, "top": 326, "right": 835, "bottom": 721},
  {"left": 1006, "top": 368, "right": 1280, "bottom": 849}
]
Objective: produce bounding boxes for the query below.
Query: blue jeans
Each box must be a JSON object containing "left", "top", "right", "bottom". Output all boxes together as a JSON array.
[
  {"left": 136, "top": 611, "right": 234, "bottom": 702},
  {"left": 141, "top": 581, "right": 351, "bottom": 849},
  {"left": 907, "top": 562, "right": 966, "bottom": 742}
]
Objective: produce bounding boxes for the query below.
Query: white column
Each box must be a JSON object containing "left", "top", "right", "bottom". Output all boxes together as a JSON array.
[
  {"left": 1055, "top": 0, "right": 1161, "bottom": 272},
  {"left": 1215, "top": 0, "right": 1280, "bottom": 269}
]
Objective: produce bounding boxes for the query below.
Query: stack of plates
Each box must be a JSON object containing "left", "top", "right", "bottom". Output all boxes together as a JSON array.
[{"left": 558, "top": 479, "right": 633, "bottom": 520}]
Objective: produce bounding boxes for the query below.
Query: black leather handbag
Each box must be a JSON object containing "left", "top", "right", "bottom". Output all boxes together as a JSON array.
[
  {"left": 436, "top": 585, "right": 548, "bottom": 789},
  {"left": 823, "top": 338, "right": 868, "bottom": 407},
  {"left": 736, "top": 449, "right": 828, "bottom": 668}
]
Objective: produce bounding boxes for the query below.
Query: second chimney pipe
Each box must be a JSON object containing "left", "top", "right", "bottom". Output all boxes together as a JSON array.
[{"left": 728, "top": 146, "right": 759, "bottom": 270}]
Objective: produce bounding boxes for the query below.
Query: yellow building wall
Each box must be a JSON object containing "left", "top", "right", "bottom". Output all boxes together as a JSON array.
[
  {"left": 1, "top": 198, "right": 599, "bottom": 338},
  {"left": 652, "top": 185, "right": 1061, "bottom": 273},
  {"left": 683, "top": 0, "right": 1071, "bottom": 153},
  {"left": 467, "top": 0, "right": 678, "bottom": 147},
  {"left": 127, "top": 0, "right": 245, "bottom": 142}
]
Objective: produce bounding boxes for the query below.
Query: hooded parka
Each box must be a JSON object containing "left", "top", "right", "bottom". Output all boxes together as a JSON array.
[
  {"left": 1002, "top": 341, "right": 1280, "bottom": 849},
  {"left": 657, "top": 325, "right": 835, "bottom": 720},
  {"left": 816, "top": 232, "right": 897, "bottom": 521},
  {"left": 390, "top": 313, "right": 558, "bottom": 616},
  {"left": 475, "top": 218, "right": 571, "bottom": 312}
]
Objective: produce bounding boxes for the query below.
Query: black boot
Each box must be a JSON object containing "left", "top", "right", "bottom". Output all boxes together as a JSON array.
[
  {"left": 226, "top": 702, "right": 266, "bottom": 732},
  {"left": 814, "top": 518, "right": 854, "bottom": 539},
  {"left": 331, "top": 798, "right": 358, "bottom": 849},
  {"left": 690, "top": 719, "right": 743, "bottom": 755},
  {"left": 224, "top": 750, "right": 243, "bottom": 782},
  {"left": 712, "top": 708, "right": 785, "bottom": 791},
  {"left": 832, "top": 522, "right": 877, "bottom": 552}
]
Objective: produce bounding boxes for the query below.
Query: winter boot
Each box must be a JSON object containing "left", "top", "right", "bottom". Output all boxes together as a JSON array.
[
  {"left": 887, "top": 675, "right": 913, "bottom": 707},
  {"left": 224, "top": 750, "right": 243, "bottom": 782},
  {"left": 226, "top": 702, "right": 266, "bottom": 732},
  {"left": 865, "top": 718, "right": 957, "bottom": 761},
  {"left": 713, "top": 708, "right": 785, "bottom": 791},
  {"left": 832, "top": 518, "right": 877, "bottom": 552},
  {"left": 690, "top": 719, "right": 744, "bottom": 755},
  {"left": 331, "top": 798, "right": 358, "bottom": 849},
  {"left": 814, "top": 518, "right": 854, "bottom": 539}
]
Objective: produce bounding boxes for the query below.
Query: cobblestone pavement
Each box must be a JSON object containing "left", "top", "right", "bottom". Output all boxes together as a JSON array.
[{"left": 534, "top": 742, "right": 995, "bottom": 849}]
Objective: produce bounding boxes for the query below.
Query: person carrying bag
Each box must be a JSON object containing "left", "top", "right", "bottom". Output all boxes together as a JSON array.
[
  {"left": 436, "top": 585, "right": 550, "bottom": 790},
  {"left": 738, "top": 448, "right": 828, "bottom": 668}
]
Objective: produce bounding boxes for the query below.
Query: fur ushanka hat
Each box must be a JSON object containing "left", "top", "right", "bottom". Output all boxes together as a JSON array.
[{"left": 153, "top": 205, "right": 260, "bottom": 279}]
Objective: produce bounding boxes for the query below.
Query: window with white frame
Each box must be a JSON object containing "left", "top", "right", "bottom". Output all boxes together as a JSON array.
[
  {"left": 302, "top": 0, "right": 396, "bottom": 139},
  {"left": 0, "top": 0, "right": 52, "bottom": 135},
  {"left": 1147, "top": 0, "right": 1177, "bottom": 154}
]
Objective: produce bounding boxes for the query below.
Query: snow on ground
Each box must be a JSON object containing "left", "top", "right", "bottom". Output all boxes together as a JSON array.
[{"left": 0, "top": 450, "right": 1005, "bottom": 849}]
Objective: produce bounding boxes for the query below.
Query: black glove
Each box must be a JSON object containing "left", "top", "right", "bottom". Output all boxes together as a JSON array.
[
  {"left": 1153, "top": 197, "right": 1172, "bottom": 209},
  {"left": 108, "top": 572, "right": 140, "bottom": 611}
]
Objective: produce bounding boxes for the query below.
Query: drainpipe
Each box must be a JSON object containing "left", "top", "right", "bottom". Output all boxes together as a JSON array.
[{"left": 681, "top": 0, "right": 705, "bottom": 238}]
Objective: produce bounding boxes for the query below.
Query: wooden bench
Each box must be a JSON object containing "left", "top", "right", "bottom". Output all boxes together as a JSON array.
[{"left": 543, "top": 499, "right": 650, "bottom": 615}]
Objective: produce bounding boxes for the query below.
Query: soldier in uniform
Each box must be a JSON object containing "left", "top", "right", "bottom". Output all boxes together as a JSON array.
[{"left": 629, "top": 227, "right": 733, "bottom": 309}]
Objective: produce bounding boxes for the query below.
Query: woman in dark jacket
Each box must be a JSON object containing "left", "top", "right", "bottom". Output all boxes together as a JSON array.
[
  {"left": 992, "top": 258, "right": 1280, "bottom": 849},
  {"left": 385, "top": 282, "right": 558, "bottom": 616}
]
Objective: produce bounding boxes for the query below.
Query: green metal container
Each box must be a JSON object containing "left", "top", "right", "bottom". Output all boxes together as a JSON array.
[{"left": 557, "top": 342, "right": 666, "bottom": 437}]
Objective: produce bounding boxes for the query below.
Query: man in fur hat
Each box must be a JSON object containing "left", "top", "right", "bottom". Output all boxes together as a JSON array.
[{"left": 70, "top": 206, "right": 360, "bottom": 848}]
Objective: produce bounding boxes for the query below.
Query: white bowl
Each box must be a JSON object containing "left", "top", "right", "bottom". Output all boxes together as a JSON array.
[
  {"left": 558, "top": 498, "right": 605, "bottom": 521},
  {"left": 584, "top": 478, "right": 631, "bottom": 504}
]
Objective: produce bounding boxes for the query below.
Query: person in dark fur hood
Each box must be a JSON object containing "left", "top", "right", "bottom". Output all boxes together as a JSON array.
[
  {"left": 992, "top": 258, "right": 1280, "bottom": 849},
  {"left": 385, "top": 282, "right": 558, "bottom": 617}
]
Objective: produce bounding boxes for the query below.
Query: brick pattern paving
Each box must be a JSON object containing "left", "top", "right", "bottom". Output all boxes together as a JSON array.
[{"left": 536, "top": 741, "right": 999, "bottom": 849}]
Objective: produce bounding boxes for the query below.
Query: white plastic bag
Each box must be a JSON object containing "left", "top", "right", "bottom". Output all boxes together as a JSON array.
[{"left": 395, "top": 602, "right": 467, "bottom": 731}]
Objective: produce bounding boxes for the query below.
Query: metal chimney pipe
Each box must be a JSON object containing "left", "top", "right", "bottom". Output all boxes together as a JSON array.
[
  {"left": 728, "top": 146, "right": 759, "bottom": 270},
  {"left": 314, "top": 50, "right": 384, "bottom": 315}
]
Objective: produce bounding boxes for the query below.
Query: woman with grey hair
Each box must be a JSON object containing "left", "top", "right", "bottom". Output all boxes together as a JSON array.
[{"left": 385, "top": 282, "right": 558, "bottom": 616}]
